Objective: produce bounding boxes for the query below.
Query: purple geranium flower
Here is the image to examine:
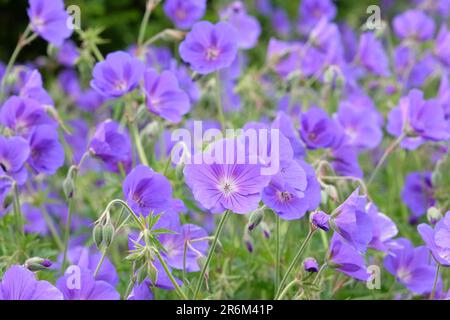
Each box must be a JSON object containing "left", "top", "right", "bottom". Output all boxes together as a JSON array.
[
  {"left": 330, "top": 145, "right": 363, "bottom": 178},
  {"left": 367, "top": 203, "right": 398, "bottom": 252},
  {"left": 0, "top": 265, "right": 63, "bottom": 300},
  {"left": 161, "top": 223, "right": 209, "bottom": 272},
  {"left": 122, "top": 165, "right": 177, "bottom": 217},
  {"left": 184, "top": 138, "right": 271, "bottom": 214},
  {"left": 328, "top": 233, "right": 370, "bottom": 281},
  {"left": 56, "top": 267, "right": 120, "bottom": 300},
  {"left": 57, "top": 40, "right": 80, "bottom": 67},
  {"left": 418, "top": 210, "right": 450, "bottom": 266},
  {"left": 0, "top": 135, "right": 30, "bottom": 185},
  {"left": 143, "top": 69, "right": 190, "bottom": 123},
  {"left": 163, "top": 0, "right": 206, "bottom": 30},
  {"left": 331, "top": 189, "right": 373, "bottom": 253},
  {"left": 27, "top": 125, "right": 64, "bottom": 175},
  {"left": 300, "top": 107, "right": 343, "bottom": 150},
  {"left": 297, "top": 0, "right": 336, "bottom": 34},
  {"left": 179, "top": 21, "right": 238, "bottom": 75},
  {"left": 0, "top": 96, "right": 54, "bottom": 136},
  {"left": 387, "top": 89, "right": 449, "bottom": 149},
  {"left": 393, "top": 9, "right": 435, "bottom": 42},
  {"left": 312, "top": 211, "right": 331, "bottom": 231},
  {"left": 384, "top": 238, "right": 440, "bottom": 295},
  {"left": 17, "top": 69, "right": 54, "bottom": 107},
  {"left": 355, "top": 32, "right": 390, "bottom": 77},
  {"left": 435, "top": 25, "right": 450, "bottom": 67},
  {"left": 127, "top": 280, "right": 154, "bottom": 300},
  {"left": 89, "top": 119, "right": 132, "bottom": 173},
  {"left": 91, "top": 51, "right": 144, "bottom": 98},
  {"left": 27, "top": 0, "right": 73, "bottom": 47},
  {"left": 23, "top": 204, "right": 48, "bottom": 235},
  {"left": 220, "top": 2, "right": 261, "bottom": 50},
  {"left": 57, "top": 246, "right": 118, "bottom": 285},
  {"left": 401, "top": 171, "right": 435, "bottom": 222}
]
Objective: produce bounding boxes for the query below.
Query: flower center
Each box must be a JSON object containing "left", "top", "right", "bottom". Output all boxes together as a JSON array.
[
  {"left": 218, "top": 179, "right": 236, "bottom": 196},
  {"left": 278, "top": 191, "right": 292, "bottom": 202},
  {"left": 205, "top": 47, "right": 220, "bottom": 61},
  {"left": 32, "top": 16, "right": 45, "bottom": 30},
  {"left": 175, "top": 8, "right": 186, "bottom": 20},
  {"left": 114, "top": 80, "right": 128, "bottom": 91},
  {"left": 397, "top": 267, "right": 412, "bottom": 283}
]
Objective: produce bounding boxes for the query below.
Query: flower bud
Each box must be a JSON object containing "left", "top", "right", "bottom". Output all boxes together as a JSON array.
[
  {"left": 303, "top": 258, "right": 319, "bottom": 273},
  {"left": 147, "top": 262, "right": 159, "bottom": 285},
  {"left": 311, "top": 211, "right": 330, "bottom": 232},
  {"left": 136, "top": 266, "right": 147, "bottom": 285},
  {"left": 243, "top": 231, "right": 253, "bottom": 253},
  {"left": 93, "top": 224, "right": 104, "bottom": 248},
  {"left": 102, "top": 222, "right": 115, "bottom": 247},
  {"left": 63, "top": 175, "right": 75, "bottom": 199},
  {"left": 247, "top": 207, "right": 265, "bottom": 231},
  {"left": 324, "top": 185, "right": 338, "bottom": 202},
  {"left": 427, "top": 207, "right": 442, "bottom": 225},
  {"left": 24, "top": 257, "right": 52, "bottom": 271}
]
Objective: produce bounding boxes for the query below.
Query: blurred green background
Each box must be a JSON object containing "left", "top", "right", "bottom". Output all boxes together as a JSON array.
[{"left": 0, "top": 0, "right": 413, "bottom": 63}]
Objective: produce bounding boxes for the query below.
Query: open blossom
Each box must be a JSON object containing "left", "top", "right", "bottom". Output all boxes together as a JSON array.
[
  {"left": 299, "top": 107, "right": 343, "bottom": 150},
  {"left": 367, "top": 203, "right": 398, "bottom": 252},
  {"left": 355, "top": 32, "right": 390, "bottom": 77},
  {"left": 220, "top": 2, "right": 261, "bottom": 50},
  {"left": 0, "top": 136, "right": 30, "bottom": 185},
  {"left": 163, "top": 0, "right": 206, "bottom": 29},
  {"left": 297, "top": 0, "right": 336, "bottom": 34},
  {"left": 17, "top": 69, "right": 54, "bottom": 107},
  {"left": 56, "top": 267, "right": 120, "bottom": 300},
  {"left": 184, "top": 138, "right": 271, "bottom": 214},
  {"left": 328, "top": 233, "right": 370, "bottom": 281},
  {"left": 0, "top": 96, "right": 54, "bottom": 136},
  {"left": 387, "top": 89, "right": 449, "bottom": 150},
  {"left": 27, "top": 0, "right": 73, "bottom": 47},
  {"left": 418, "top": 211, "right": 450, "bottom": 266},
  {"left": 393, "top": 10, "right": 435, "bottom": 41},
  {"left": 401, "top": 171, "right": 435, "bottom": 222},
  {"left": 330, "top": 188, "right": 373, "bottom": 253},
  {"left": 27, "top": 125, "right": 64, "bottom": 175},
  {"left": 91, "top": 51, "right": 144, "bottom": 98},
  {"left": 89, "top": 119, "right": 132, "bottom": 173},
  {"left": 262, "top": 159, "right": 320, "bottom": 220},
  {"left": 179, "top": 21, "right": 238, "bottom": 74},
  {"left": 435, "top": 25, "right": 450, "bottom": 67},
  {"left": 122, "top": 165, "right": 178, "bottom": 217},
  {"left": 384, "top": 238, "right": 440, "bottom": 295},
  {"left": 143, "top": 69, "right": 190, "bottom": 123},
  {"left": 0, "top": 265, "right": 63, "bottom": 300}
]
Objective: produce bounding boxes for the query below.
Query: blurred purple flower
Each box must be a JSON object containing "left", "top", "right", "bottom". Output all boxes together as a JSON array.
[
  {"left": 0, "top": 265, "right": 63, "bottom": 300},
  {"left": 89, "top": 119, "right": 132, "bottom": 173},
  {"left": 435, "top": 25, "right": 450, "bottom": 67},
  {"left": 27, "top": 125, "right": 64, "bottom": 175},
  {"left": 355, "top": 32, "right": 390, "bottom": 77},
  {"left": 297, "top": 0, "right": 336, "bottom": 34},
  {"left": 57, "top": 40, "right": 80, "bottom": 67},
  {"left": 91, "top": 51, "right": 144, "bottom": 98},
  {"left": 57, "top": 267, "right": 120, "bottom": 300},
  {"left": 418, "top": 210, "right": 450, "bottom": 266},
  {"left": 300, "top": 107, "right": 343, "bottom": 150},
  {"left": 0, "top": 136, "right": 30, "bottom": 185},
  {"left": 179, "top": 21, "right": 238, "bottom": 75},
  {"left": 143, "top": 69, "right": 190, "bottom": 123},
  {"left": 127, "top": 280, "right": 154, "bottom": 300},
  {"left": 163, "top": 0, "right": 206, "bottom": 30},
  {"left": 329, "top": 233, "right": 370, "bottom": 281},
  {"left": 401, "top": 171, "right": 435, "bottom": 222},
  {"left": 384, "top": 238, "right": 440, "bottom": 295},
  {"left": 393, "top": 9, "right": 435, "bottom": 42},
  {"left": 27, "top": 0, "right": 73, "bottom": 47}
]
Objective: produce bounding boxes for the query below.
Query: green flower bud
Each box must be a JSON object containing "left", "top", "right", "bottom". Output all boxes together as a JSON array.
[
  {"left": 247, "top": 207, "right": 265, "bottom": 231},
  {"left": 93, "top": 224, "right": 104, "bottom": 248},
  {"left": 147, "top": 262, "right": 158, "bottom": 284},
  {"left": 63, "top": 175, "right": 75, "bottom": 199},
  {"left": 24, "top": 257, "right": 52, "bottom": 271},
  {"left": 102, "top": 223, "right": 115, "bottom": 247},
  {"left": 427, "top": 207, "right": 442, "bottom": 225}
]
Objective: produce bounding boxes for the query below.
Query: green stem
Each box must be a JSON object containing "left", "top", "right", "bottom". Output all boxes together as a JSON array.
[
  {"left": 155, "top": 250, "right": 188, "bottom": 300},
  {"left": 215, "top": 72, "right": 226, "bottom": 131},
  {"left": 430, "top": 263, "right": 441, "bottom": 300},
  {"left": 367, "top": 133, "right": 406, "bottom": 186},
  {"left": 277, "top": 279, "right": 300, "bottom": 300},
  {"left": 0, "top": 25, "right": 35, "bottom": 102},
  {"left": 130, "top": 120, "right": 150, "bottom": 167},
  {"left": 275, "top": 228, "right": 316, "bottom": 299},
  {"left": 12, "top": 182, "right": 23, "bottom": 240},
  {"left": 193, "top": 210, "right": 230, "bottom": 299},
  {"left": 275, "top": 215, "right": 281, "bottom": 294},
  {"left": 138, "top": 0, "right": 159, "bottom": 46},
  {"left": 42, "top": 208, "right": 64, "bottom": 251},
  {"left": 94, "top": 248, "right": 108, "bottom": 278},
  {"left": 62, "top": 187, "right": 76, "bottom": 271}
]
